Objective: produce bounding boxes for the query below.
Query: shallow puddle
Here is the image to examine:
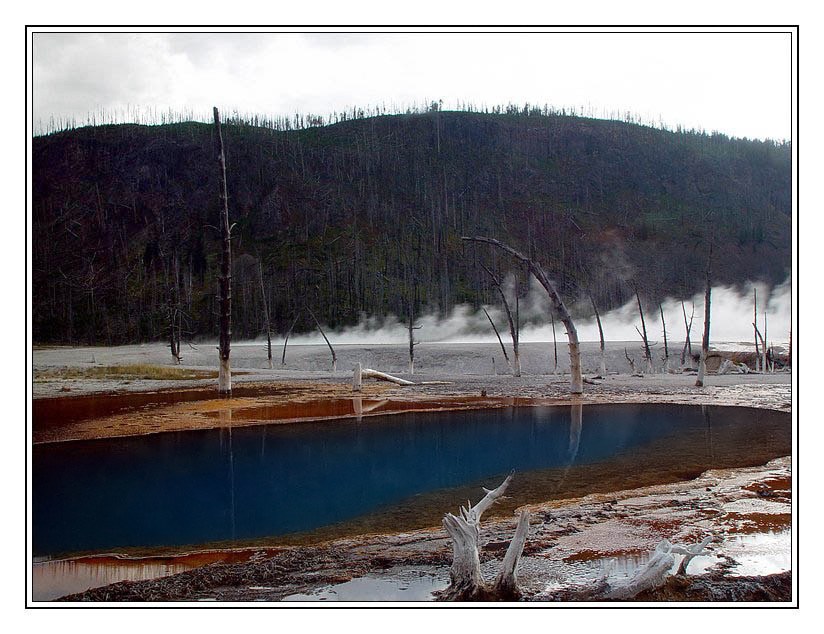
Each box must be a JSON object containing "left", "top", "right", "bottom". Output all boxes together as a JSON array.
[{"left": 283, "top": 569, "right": 448, "bottom": 602}]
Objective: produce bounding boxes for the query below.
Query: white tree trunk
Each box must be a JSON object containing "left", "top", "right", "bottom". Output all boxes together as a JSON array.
[
  {"left": 361, "top": 368, "right": 414, "bottom": 386},
  {"left": 218, "top": 356, "right": 231, "bottom": 395},
  {"left": 352, "top": 362, "right": 362, "bottom": 392}
]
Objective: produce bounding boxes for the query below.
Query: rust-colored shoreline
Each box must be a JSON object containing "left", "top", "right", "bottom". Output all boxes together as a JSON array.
[{"left": 33, "top": 379, "right": 791, "bottom": 445}]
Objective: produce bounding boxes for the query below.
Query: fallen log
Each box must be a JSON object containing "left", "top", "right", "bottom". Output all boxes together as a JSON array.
[{"left": 353, "top": 365, "right": 414, "bottom": 388}]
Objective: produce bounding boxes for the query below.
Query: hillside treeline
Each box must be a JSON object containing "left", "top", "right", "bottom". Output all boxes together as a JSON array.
[{"left": 32, "top": 111, "right": 791, "bottom": 345}]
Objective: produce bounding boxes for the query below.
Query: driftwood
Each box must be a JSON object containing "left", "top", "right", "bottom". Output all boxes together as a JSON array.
[
  {"left": 353, "top": 364, "right": 414, "bottom": 389},
  {"left": 600, "top": 537, "right": 713, "bottom": 600},
  {"left": 439, "top": 473, "right": 530, "bottom": 601},
  {"left": 461, "top": 236, "right": 582, "bottom": 393},
  {"left": 213, "top": 107, "right": 232, "bottom": 395}
]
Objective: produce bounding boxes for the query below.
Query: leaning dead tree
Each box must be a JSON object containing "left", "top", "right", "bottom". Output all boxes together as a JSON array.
[
  {"left": 480, "top": 264, "right": 520, "bottom": 377},
  {"left": 439, "top": 473, "right": 530, "bottom": 601},
  {"left": 307, "top": 307, "right": 337, "bottom": 372},
  {"left": 214, "top": 107, "right": 232, "bottom": 395},
  {"left": 631, "top": 282, "right": 653, "bottom": 373},
  {"left": 696, "top": 245, "right": 713, "bottom": 387},
  {"left": 680, "top": 300, "right": 694, "bottom": 368},
  {"left": 482, "top": 307, "right": 512, "bottom": 374},
  {"left": 462, "top": 236, "right": 582, "bottom": 394},
  {"left": 281, "top": 312, "right": 300, "bottom": 366},
  {"left": 258, "top": 259, "right": 272, "bottom": 369},
  {"left": 589, "top": 292, "right": 606, "bottom": 377},
  {"left": 551, "top": 312, "right": 558, "bottom": 374}
]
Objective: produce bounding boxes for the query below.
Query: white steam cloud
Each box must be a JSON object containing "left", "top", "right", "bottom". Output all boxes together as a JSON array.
[{"left": 276, "top": 276, "right": 791, "bottom": 348}]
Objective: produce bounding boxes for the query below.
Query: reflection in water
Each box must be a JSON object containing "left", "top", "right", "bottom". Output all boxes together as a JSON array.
[
  {"left": 33, "top": 558, "right": 192, "bottom": 601},
  {"left": 34, "top": 404, "right": 790, "bottom": 558}
]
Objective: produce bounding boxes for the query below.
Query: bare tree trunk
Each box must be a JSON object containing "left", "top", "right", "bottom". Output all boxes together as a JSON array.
[
  {"left": 696, "top": 247, "right": 713, "bottom": 387},
  {"left": 352, "top": 362, "right": 362, "bottom": 392},
  {"left": 482, "top": 307, "right": 512, "bottom": 374},
  {"left": 214, "top": 107, "right": 232, "bottom": 395},
  {"left": 551, "top": 312, "right": 558, "bottom": 374},
  {"left": 281, "top": 313, "right": 300, "bottom": 366},
  {"left": 632, "top": 283, "right": 653, "bottom": 373},
  {"left": 407, "top": 297, "right": 420, "bottom": 375},
  {"left": 660, "top": 304, "right": 669, "bottom": 373},
  {"left": 480, "top": 264, "right": 520, "bottom": 376},
  {"left": 361, "top": 368, "right": 414, "bottom": 386},
  {"left": 462, "top": 236, "right": 582, "bottom": 393},
  {"left": 753, "top": 288, "right": 761, "bottom": 372},
  {"left": 590, "top": 292, "right": 606, "bottom": 377},
  {"left": 308, "top": 307, "right": 336, "bottom": 372},
  {"left": 763, "top": 311, "right": 770, "bottom": 373},
  {"left": 258, "top": 259, "right": 272, "bottom": 369},
  {"left": 681, "top": 301, "right": 694, "bottom": 367}
]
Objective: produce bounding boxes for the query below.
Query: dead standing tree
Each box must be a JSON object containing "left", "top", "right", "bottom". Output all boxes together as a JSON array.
[
  {"left": 281, "top": 312, "right": 300, "bottom": 366},
  {"left": 680, "top": 301, "right": 694, "bottom": 368},
  {"left": 589, "top": 291, "right": 606, "bottom": 377},
  {"left": 307, "top": 307, "right": 337, "bottom": 372},
  {"left": 482, "top": 307, "right": 512, "bottom": 374},
  {"left": 695, "top": 245, "right": 713, "bottom": 387},
  {"left": 407, "top": 296, "right": 421, "bottom": 375},
  {"left": 214, "top": 107, "right": 232, "bottom": 395},
  {"left": 258, "top": 258, "right": 273, "bottom": 369},
  {"left": 631, "top": 282, "right": 653, "bottom": 373},
  {"left": 462, "top": 236, "right": 582, "bottom": 394},
  {"left": 660, "top": 304, "right": 670, "bottom": 373},
  {"left": 480, "top": 263, "right": 520, "bottom": 377}
]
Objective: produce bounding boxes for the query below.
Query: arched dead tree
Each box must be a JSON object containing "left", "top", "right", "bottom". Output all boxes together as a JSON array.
[
  {"left": 462, "top": 236, "right": 582, "bottom": 394},
  {"left": 696, "top": 245, "right": 713, "bottom": 387},
  {"left": 307, "top": 307, "right": 337, "bottom": 372},
  {"left": 551, "top": 312, "right": 558, "bottom": 374},
  {"left": 439, "top": 473, "right": 530, "bottom": 601},
  {"left": 589, "top": 292, "right": 606, "bottom": 377},
  {"left": 480, "top": 264, "right": 520, "bottom": 377},
  {"left": 214, "top": 107, "right": 232, "bottom": 395}
]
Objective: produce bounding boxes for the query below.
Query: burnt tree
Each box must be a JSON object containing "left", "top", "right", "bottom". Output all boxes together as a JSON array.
[{"left": 214, "top": 107, "right": 232, "bottom": 395}]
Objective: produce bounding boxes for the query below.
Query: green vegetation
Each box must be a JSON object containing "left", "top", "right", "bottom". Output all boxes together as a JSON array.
[{"left": 32, "top": 109, "right": 791, "bottom": 345}]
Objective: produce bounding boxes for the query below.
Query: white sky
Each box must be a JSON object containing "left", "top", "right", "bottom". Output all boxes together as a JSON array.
[{"left": 32, "top": 29, "right": 792, "bottom": 140}]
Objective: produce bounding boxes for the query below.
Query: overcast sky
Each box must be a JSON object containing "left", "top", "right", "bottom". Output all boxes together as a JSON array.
[{"left": 32, "top": 30, "right": 791, "bottom": 140}]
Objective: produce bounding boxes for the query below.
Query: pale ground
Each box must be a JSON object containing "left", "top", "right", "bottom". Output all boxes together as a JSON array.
[{"left": 32, "top": 340, "right": 791, "bottom": 401}]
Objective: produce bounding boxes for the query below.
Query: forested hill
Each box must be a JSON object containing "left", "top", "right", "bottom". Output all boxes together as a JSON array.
[{"left": 32, "top": 111, "right": 791, "bottom": 345}]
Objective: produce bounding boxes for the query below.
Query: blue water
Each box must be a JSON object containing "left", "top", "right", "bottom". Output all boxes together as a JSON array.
[{"left": 32, "top": 403, "right": 789, "bottom": 556}]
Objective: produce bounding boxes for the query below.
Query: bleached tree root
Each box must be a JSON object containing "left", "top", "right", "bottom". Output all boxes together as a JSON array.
[
  {"left": 599, "top": 537, "right": 713, "bottom": 600},
  {"left": 438, "top": 473, "right": 531, "bottom": 601}
]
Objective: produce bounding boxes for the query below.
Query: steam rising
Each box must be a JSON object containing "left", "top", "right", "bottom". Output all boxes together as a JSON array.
[{"left": 278, "top": 277, "right": 791, "bottom": 348}]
